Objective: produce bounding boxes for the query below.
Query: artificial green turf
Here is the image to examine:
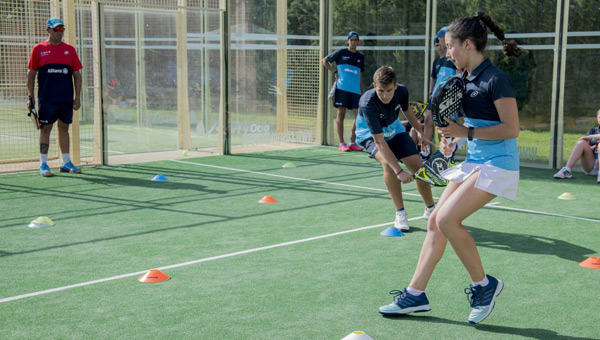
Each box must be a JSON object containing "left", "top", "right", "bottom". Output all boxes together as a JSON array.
[{"left": 0, "top": 147, "right": 598, "bottom": 339}]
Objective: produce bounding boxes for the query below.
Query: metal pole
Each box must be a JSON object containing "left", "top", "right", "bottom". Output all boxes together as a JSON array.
[{"left": 218, "top": 0, "right": 230, "bottom": 154}]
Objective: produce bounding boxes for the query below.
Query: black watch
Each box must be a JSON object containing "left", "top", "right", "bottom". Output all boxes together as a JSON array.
[{"left": 468, "top": 127, "right": 474, "bottom": 141}]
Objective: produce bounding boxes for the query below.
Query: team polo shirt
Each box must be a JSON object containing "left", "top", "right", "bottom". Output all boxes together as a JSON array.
[
  {"left": 462, "top": 58, "right": 518, "bottom": 171},
  {"left": 326, "top": 48, "right": 364, "bottom": 95},
  {"left": 587, "top": 126, "right": 600, "bottom": 146},
  {"left": 28, "top": 41, "right": 83, "bottom": 103},
  {"left": 588, "top": 126, "right": 600, "bottom": 159},
  {"left": 431, "top": 57, "right": 457, "bottom": 93},
  {"left": 355, "top": 84, "right": 409, "bottom": 145}
]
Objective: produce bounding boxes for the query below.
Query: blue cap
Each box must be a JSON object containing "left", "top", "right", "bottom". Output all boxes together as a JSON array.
[
  {"left": 436, "top": 26, "right": 447, "bottom": 39},
  {"left": 347, "top": 31, "right": 359, "bottom": 40},
  {"left": 434, "top": 37, "right": 439, "bottom": 45},
  {"left": 46, "top": 18, "right": 64, "bottom": 28}
]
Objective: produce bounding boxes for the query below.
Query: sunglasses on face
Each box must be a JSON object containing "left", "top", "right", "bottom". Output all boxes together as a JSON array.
[{"left": 52, "top": 26, "right": 65, "bottom": 32}]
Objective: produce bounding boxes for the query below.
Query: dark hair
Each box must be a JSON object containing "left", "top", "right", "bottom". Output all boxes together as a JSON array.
[
  {"left": 446, "top": 12, "right": 527, "bottom": 58},
  {"left": 373, "top": 66, "right": 396, "bottom": 86}
]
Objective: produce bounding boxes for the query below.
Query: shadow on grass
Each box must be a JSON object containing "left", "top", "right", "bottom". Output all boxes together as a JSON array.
[
  {"left": 383, "top": 315, "right": 596, "bottom": 340},
  {"left": 467, "top": 225, "right": 595, "bottom": 263}
]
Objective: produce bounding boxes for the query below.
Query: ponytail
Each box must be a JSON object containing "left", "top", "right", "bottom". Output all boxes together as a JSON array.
[{"left": 475, "top": 12, "right": 528, "bottom": 58}]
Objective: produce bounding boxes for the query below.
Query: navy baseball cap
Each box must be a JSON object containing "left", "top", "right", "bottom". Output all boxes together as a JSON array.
[
  {"left": 347, "top": 31, "right": 359, "bottom": 40},
  {"left": 436, "top": 26, "right": 447, "bottom": 39},
  {"left": 46, "top": 18, "right": 64, "bottom": 28}
]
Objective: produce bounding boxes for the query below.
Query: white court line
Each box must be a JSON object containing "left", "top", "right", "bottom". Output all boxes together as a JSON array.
[
  {"left": 0, "top": 219, "right": 417, "bottom": 304},
  {"left": 171, "top": 160, "right": 600, "bottom": 224}
]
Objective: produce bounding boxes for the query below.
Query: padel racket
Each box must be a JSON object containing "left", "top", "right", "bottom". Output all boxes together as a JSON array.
[
  {"left": 430, "top": 74, "right": 465, "bottom": 143},
  {"left": 27, "top": 97, "right": 40, "bottom": 130},
  {"left": 413, "top": 150, "right": 455, "bottom": 186},
  {"left": 327, "top": 81, "right": 337, "bottom": 100},
  {"left": 409, "top": 101, "right": 427, "bottom": 120}
]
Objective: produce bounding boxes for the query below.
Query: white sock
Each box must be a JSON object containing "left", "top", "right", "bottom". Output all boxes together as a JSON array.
[
  {"left": 472, "top": 276, "right": 489, "bottom": 287},
  {"left": 407, "top": 287, "right": 424, "bottom": 296},
  {"left": 564, "top": 166, "right": 572, "bottom": 172},
  {"left": 62, "top": 153, "right": 70, "bottom": 164},
  {"left": 40, "top": 154, "right": 48, "bottom": 165}
]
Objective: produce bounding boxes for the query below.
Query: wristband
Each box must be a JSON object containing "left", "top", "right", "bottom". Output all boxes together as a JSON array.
[{"left": 468, "top": 127, "right": 474, "bottom": 141}]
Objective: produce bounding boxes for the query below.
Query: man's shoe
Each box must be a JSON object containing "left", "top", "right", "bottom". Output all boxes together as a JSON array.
[
  {"left": 378, "top": 288, "right": 431, "bottom": 315},
  {"left": 423, "top": 205, "right": 435, "bottom": 219},
  {"left": 339, "top": 143, "right": 351, "bottom": 152},
  {"left": 60, "top": 161, "right": 82, "bottom": 174},
  {"left": 553, "top": 167, "right": 572, "bottom": 179},
  {"left": 465, "top": 274, "right": 504, "bottom": 324},
  {"left": 40, "top": 163, "right": 53, "bottom": 177},
  {"left": 349, "top": 142, "right": 364, "bottom": 151},
  {"left": 394, "top": 210, "right": 409, "bottom": 231}
]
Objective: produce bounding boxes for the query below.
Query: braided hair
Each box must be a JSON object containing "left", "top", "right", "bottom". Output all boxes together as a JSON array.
[{"left": 446, "top": 12, "right": 528, "bottom": 58}]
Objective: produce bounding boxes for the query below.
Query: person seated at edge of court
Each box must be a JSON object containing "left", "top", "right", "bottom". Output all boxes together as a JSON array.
[{"left": 553, "top": 108, "right": 600, "bottom": 183}]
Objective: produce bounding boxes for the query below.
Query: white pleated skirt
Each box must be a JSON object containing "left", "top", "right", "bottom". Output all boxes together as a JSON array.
[{"left": 441, "top": 162, "right": 519, "bottom": 201}]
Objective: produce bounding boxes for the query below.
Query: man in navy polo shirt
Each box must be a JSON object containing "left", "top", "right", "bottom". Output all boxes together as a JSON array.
[
  {"left": 27, "top": 17, "right": 83, "bottom": 177},
  {"left": 322, "top": 31, "right": 365, "bottom": 152},
  {"left": 355, "top": 66, "right": 435, "bottom": 231},
  {"left": 422, "top": 27, "right": 457, "bottom": 158}
]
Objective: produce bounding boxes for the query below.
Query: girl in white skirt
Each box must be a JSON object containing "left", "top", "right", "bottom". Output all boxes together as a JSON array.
[{"left": 378, "top": 12, "right": 526, "bottom": 324}]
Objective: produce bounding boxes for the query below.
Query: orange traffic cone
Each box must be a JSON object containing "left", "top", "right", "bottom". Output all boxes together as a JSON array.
[
  {"left": 579, "top": 257, "right": 600, "bottom": 269},
  {"left": 138, "top": 269, "right": 170, "bottom": 282},
  {"left": 258, "top": 195, "right": 278, "bottom": 203}
]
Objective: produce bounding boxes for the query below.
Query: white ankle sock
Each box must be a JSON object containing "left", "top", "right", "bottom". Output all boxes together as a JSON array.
[
  {"left": 62, "top": 153, "right": 70, "bottom": 164},
  {"left": 472, "top": 276, "right": 489, "bottom": 287},
  {"left": 407, "top": 287, "right": 424, "bottom": 296},
  {"left": 40, "top": 153, "right": 48, "bottom": 165}
]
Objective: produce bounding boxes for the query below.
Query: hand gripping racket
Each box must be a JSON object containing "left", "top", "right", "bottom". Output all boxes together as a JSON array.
[
  {"left": 409, "top": 101, "right": 427, "bottom": 120},
  {"left": 27, "top": 96, "right": 40, "bottom": 130},
  {"left": 430, "top": 74, "right": 465, "bottom": 144},
  {"left": 413, "top": 150, "right": 456, "bottom": 186}
]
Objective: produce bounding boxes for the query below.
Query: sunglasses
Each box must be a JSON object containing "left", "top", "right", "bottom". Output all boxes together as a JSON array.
[{"left": 51, "top": 26, "right": 65, "bottom": 32}]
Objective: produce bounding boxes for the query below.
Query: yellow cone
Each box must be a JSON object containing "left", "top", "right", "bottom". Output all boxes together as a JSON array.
[
  {"left": 341, "top": 331, "right": 374, "bottom": 340},
  {"left": 557, "top": 192, "right": 575, "bottom": 200},
  {"left": 28, "top": 216, "right": 55, "bottom": 228}
]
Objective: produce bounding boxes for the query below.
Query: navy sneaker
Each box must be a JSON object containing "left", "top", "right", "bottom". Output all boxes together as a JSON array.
[
  {"left": 465, "top": 274, "right": 504, "bottom": 324},
  {"left": 378, "top": 288, "right": 431, "bottom": 315},
  {"left": 60, "top": 161, "right": 82, "bottom": 173}
]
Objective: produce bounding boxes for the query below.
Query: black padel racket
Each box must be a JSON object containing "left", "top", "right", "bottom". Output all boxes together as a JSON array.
[
  {"left": 409, "top": 101, "right": 427, "bottom": 120},
  {"left": 430, "top": 74, "right": 465, "bottom": 144},
  {"left": 27, "top": 97, "right": 40, "bottom": 130},
  {"left": 413, "top": 151, "right": 455, "bottom": 186}
]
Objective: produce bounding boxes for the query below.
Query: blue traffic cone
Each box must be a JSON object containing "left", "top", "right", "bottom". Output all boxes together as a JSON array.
[{"left": 380, "top": 227, "right": 404, "bottom": 237}]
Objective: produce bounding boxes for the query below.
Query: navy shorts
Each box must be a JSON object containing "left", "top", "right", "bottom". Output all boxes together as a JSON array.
[
  {"left": 38, "top": 101, "right": 74, "bottom": 125},
  {"left": 362, "top": 132, "right": 419, "bottom": 160},
  {"left": 334, "top": 89, "right": 361, "bottom": 109}
]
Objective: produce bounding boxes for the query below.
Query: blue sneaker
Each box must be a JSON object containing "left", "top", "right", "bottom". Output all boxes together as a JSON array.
[
  {"left": 465, "top": 274, "right": 504, "bottom": 324},
  {"left": 40, "top": 163, "right": 53, "bottom": 177},
  {"left": 378, "top": 288, "right": 431, "bottom": 315},
  {"left": 60, "top": 161, "right": 82, "bottom": 173}
]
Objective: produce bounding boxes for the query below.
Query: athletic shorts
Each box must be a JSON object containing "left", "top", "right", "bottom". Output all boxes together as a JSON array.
[
  {"left": 441, "top": 162, "right": 519, "bottom": 201},
  {"left": 582, "top": 157, "right": 598, "bottom": 176},
  {"left": 334, "top": 89, "right": 361, "bottom": 109},
  {"left": 38, "top": 101, "right": 74, "bottom": 125},
  {"left": 362, "top": 132, "right": 419, "bottom": 160}
]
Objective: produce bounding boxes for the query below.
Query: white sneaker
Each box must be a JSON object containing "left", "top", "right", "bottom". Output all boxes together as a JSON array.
[
  {"left": 394, "top": 210, "right": 409, "bottom": 231},
  {"left": 553, "top": 167, "right": 572, "bottom": 179},
  {"left": 597, "top": 173, "right": 600, "bottom": 183},
  {"left": 423, "top": 205, "right": 435, "bottom": 219}
]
